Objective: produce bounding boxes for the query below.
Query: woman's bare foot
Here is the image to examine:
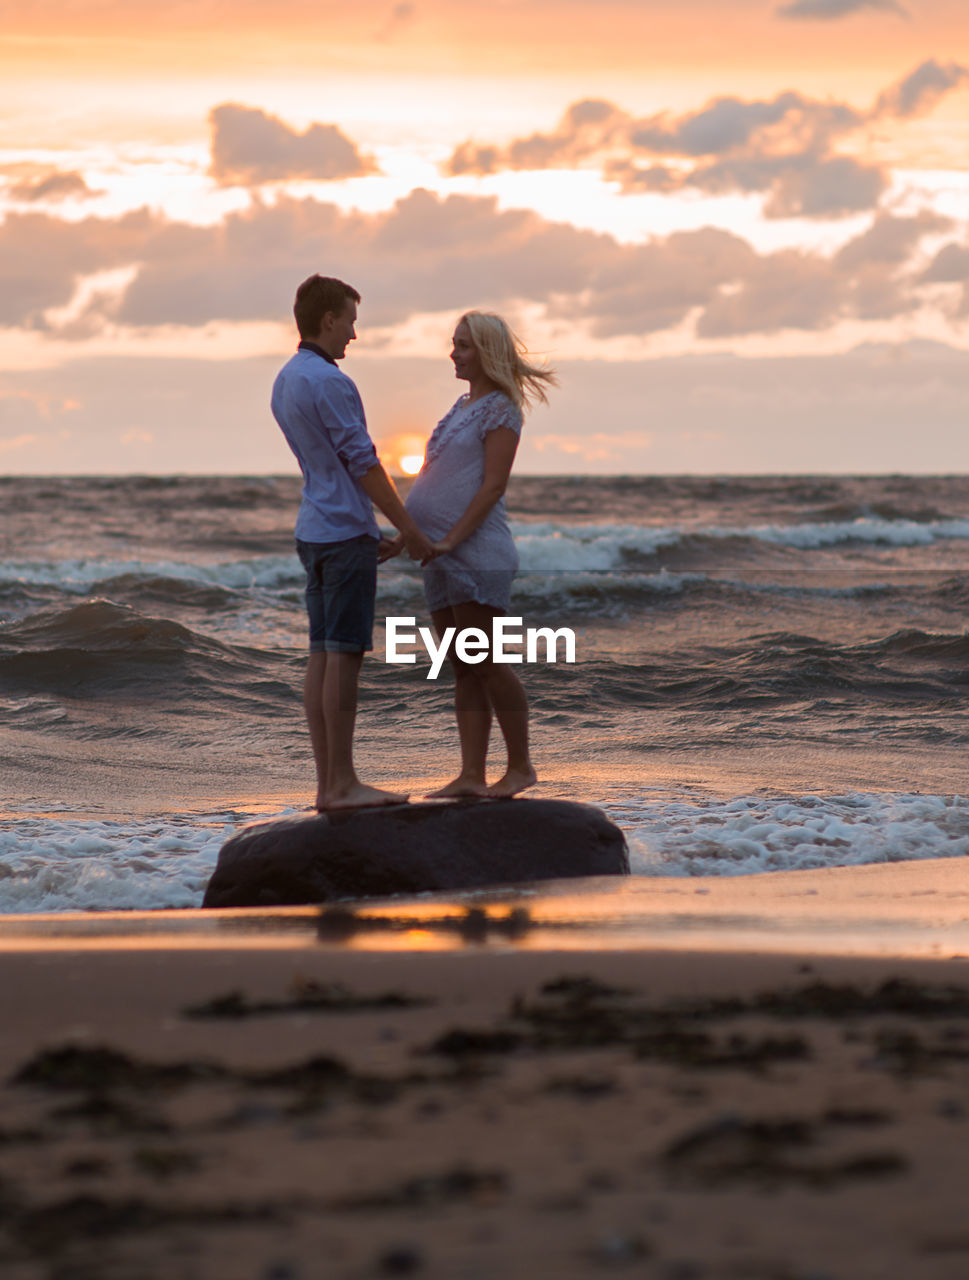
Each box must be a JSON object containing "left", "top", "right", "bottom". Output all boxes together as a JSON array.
[
  {"left": 425, "top": 776, "right": 490, "bottom": 799},
  {"left": 486, "top": 765, "right": 538, "bottom": 798},
  {"left": 318, "top": 782, "right": 409, "bottom": 811}
]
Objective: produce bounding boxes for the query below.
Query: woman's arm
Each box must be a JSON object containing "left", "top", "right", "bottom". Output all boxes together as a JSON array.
[{"left": 433, "top": 425, "right": 519, "bottom": 554}]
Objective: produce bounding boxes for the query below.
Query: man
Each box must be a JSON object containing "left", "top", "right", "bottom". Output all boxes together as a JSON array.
[{"left": 271, "top": 274, "right": 434, "bottom": 810}]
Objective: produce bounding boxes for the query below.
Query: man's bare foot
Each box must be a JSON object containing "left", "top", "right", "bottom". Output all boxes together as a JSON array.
[
  {"left": 486, "top": 765, "right": 538, "bottom": 798},
  {"left": 318, "top": 782, "right": 409, "bottom": 811},
  {"left": 425, "top": 776, "right": 490, "bottom": 799}
]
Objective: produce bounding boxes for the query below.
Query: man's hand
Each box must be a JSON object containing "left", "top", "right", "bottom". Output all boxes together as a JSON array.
[
  {"left": 403, "top": 528, "right": 436, "bottom": 564},
  {"left": 378, "top": 533, "right": 403, "bottom": 563}
]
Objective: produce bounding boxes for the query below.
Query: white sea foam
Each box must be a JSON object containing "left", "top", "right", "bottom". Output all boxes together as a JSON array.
[
  {"left": 1, "top": 793, "right": 967, "bottom": 913},
  {"left": 0, "top": 555, "right": 304, "bottom": 595},
  {"left": 4, "top": 513, "right": 969, "bottom": 603},
  {"left": 0, "top": 812, "right": 253, "bottom": 913},
  {"left": 745, "top": 517, "right": 969, "bottom": 550},
  {"left": 619, "top": 791, "right": 969, "bottom": 877},
  {"left": 513, "top": 523, "right": 681, "bottom": 572},
  {"left": 511, "top": 516, "right": 969, "bottom": 566}
]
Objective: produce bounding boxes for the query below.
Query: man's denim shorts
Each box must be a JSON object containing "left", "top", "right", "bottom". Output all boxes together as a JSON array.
[{"left": 296, "top": 534, "right": 378, "bottom": 653}]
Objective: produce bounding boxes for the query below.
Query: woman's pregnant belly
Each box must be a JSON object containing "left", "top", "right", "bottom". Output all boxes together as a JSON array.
[{"left": 405, "top": 467, "right": 477, "bottom": 540}]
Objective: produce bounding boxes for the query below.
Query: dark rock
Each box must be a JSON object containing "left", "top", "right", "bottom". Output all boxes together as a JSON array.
[
  {"left": 422, "top": 1027, "right": 524, "bottom": 1058},
  {"left": 202, "top": 798, "right": 628, "bottom": 909},
  {"left": 335, "top": 1165, "right": 507, "bottom": 1211},
  {"left": 377, "top": 1245, "right": 424, "bottom": 1275},
  {"left": 182, "top": 980, "right": 429, "bottom": 1019}
]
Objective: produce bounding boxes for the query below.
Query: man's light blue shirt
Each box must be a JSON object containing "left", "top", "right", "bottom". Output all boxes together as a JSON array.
[{"left": 271, "top": 343, "right": 380, "bottom": 544}]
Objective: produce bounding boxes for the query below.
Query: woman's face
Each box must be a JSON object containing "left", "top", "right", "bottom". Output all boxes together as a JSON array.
[{"left": 450, "top": 320, "right": 482, "bottom": 384}]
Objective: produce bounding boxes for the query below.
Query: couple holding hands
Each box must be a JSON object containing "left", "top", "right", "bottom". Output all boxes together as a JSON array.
[{"left": 271, "top": 274, "right": 557, "bottom": 811}]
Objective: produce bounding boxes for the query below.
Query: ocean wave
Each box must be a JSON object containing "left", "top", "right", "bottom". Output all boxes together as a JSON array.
[
  {"left": 858, "top": 628, "right": 969, "bottom": 662},
  {"left": 809, "top": 501, "right": 952, "bottom": 524},
  {"left": 744, "top": 517, "right": 969, "bottom": 550},
  {"left": 0, "top": 559, "right": 952, "bottom": 629},
  {"left": 510, "top": 516, "right": 969, "bottom": 576},
  {"left": 514, "top": 523, "right": 681, "bottom": 570},
  {"left": 0, "top": 600, "right": 294, "bottom": 705},
  {"left": 0, "top": 563, "right": 941, "bottom": 637},
  {"left": 4, "top": 509, "right": 969, "bottom": 610},
  {"left": 510, "top": 571, "right": 914, "bottom": 612},
  {"left": 512, "top": 515, "right": 969, "bottom": 566},
  {"left": 521, "top": 628, "right": 969, "bottom": 713},
  {"left": 4, "top": 598, "right": 967, "bottom": 716},
  {"left": 0, "top": 554, "right": 304, "bottom": 596},
  {"left": 620, "top": 791, "right": 969, "bottom": 877}
]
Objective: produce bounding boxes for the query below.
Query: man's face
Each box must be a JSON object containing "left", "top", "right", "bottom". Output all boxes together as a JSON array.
[{"left": 317, "top": 299, "right": 357, "bottom": 360}]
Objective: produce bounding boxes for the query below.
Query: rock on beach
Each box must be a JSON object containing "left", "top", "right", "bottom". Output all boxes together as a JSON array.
[{"left": 201, "top": 798, "right": 628, "bottom": 908}]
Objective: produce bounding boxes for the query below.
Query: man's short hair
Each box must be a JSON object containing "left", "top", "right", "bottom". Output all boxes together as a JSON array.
[{"left": 294, "top": 275, "right": 361, "bottom": 339}]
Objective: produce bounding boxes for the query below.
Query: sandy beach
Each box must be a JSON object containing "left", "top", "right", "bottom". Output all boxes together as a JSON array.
[
  {"left": 2, "top": 861, "right": 969, "bottom": 1280},
  {"left": 5, "top": 0, "right": 969, "bottom": 1262}
]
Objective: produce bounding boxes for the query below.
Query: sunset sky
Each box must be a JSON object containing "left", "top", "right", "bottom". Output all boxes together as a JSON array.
[{"left": 1, "top": 0, "right": 967, "bottom": 474}]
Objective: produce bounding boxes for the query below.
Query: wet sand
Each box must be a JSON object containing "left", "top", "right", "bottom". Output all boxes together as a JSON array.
[{"left": 2, "top": 872, "right": 969, "bottom": 1279}]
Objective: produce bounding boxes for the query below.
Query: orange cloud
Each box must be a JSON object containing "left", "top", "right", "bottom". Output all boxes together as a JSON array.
[
  {"left": 445, "top": 60, "right": 968, "bottom": 219},
  {"left": 0, "top": 433, "right": 38, "bottom": 453},
  {"left": 208, "top": 105, "right": 378, "bottom": 187},
  {"left": 0, "top": 188, "right": 955, "bottom": 346},
  {"left": 6, "top": 170, "right": 99, "bottom": 203},
  {"left": 776, "top": 0, "right": 909, "bottom": 18}
]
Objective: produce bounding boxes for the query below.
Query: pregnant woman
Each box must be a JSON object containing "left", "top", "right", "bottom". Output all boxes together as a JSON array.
[{"left": 403, "top": 311, "right": 556, "bottom": 798}]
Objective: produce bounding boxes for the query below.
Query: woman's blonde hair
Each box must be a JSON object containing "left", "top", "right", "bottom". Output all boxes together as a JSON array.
[{"left": 461, "top": 311, "right": 557, "bottom": 412}]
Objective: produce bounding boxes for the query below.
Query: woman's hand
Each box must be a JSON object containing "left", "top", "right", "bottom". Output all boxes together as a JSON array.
[{"left": 422, "top": 536, "right": 455, "bottom": 564}]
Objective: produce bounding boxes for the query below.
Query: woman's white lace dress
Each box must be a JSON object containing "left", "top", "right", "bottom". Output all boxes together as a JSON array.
[{"left": 405, "top": 390, "right": 523, "bottom": 613}]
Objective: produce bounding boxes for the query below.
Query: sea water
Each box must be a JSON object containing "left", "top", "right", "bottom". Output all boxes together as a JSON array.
[{"left": 2, "top": 473, "right": 969, "bottom": 913}]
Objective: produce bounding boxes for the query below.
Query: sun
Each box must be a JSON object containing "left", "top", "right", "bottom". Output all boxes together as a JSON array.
[{"left": 382, "top": 433, "right": 426, "bottom": 476}]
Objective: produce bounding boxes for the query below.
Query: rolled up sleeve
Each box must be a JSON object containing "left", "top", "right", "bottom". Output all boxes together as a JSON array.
[{"left": 317, "top": 378, "right": 379, "bottom": 478}]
